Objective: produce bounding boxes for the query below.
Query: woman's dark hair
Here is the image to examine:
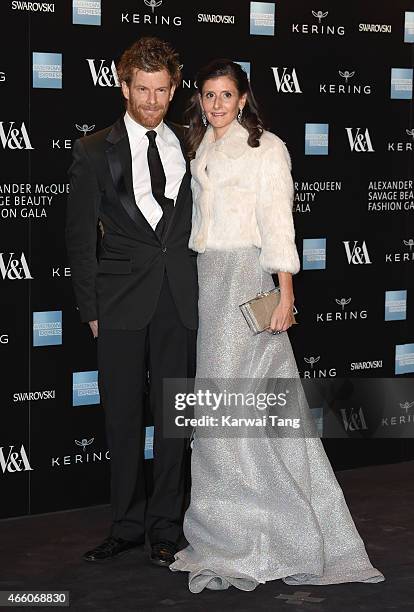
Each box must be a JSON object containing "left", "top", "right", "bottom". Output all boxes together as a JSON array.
[{"left": 185, "top": 59, "right": 264, "bottom": 159}]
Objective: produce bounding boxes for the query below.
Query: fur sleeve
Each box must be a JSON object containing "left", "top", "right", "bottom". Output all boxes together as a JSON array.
[{"left": 255, "top": 138, "right": 300, "bottom": 275}]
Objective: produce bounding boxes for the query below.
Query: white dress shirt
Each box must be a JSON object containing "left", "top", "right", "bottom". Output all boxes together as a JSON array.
[{"left": 124, "top": 112, "right": 186, "bottom": 230}]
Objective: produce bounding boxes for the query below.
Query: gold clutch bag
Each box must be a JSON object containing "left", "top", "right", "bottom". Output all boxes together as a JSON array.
[{"left": 239, "top": 287, "right": 297, "bottom": 334}]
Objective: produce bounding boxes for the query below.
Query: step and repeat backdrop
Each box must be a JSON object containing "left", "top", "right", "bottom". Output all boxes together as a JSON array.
[{"left": 1, "top": 0, "right": 413, "bottom": 519}]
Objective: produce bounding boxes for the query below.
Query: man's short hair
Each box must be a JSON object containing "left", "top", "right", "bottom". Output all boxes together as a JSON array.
[{"left": 117, "top": 36, "right": 182, "bottom": 87}]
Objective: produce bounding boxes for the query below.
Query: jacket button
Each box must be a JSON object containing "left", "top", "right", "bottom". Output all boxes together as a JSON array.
[{"left": 162, "top": 246, "right": 167, "bottom": 254}]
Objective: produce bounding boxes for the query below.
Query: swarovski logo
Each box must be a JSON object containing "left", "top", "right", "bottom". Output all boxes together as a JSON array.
[
  {"left": 0, "top": 121, "right": 34, "bottom": 150},
  {"left": 340, "top": 407, "right": 368, "bottom": 432},
  {"left": 197, "top": 13, "right": 235, "bottom": 25},
  {"left": 75, "top": 437, "right": 94, "bottom": 452},
  {"left": 11, "top": 1, "right": 54, "bottom": 12},
  {"left": 346, "top": 128, "right": 374, "bottom": 152},
  {"left": 75, "top": 124, "right": 95, "bottom": 136},
  {"left": 343, "top": 241, "right": 372, "bottom": 264},
  {"left": 271, "top": 67, "right": 302, "bottom": 93},
  {"left": 86, "top": 59, "right": 120, "bottom": 87},
  {"left": 0, "top": 444, "right": 33, "bottom": 474},
  {"left": 0, "top": 252, "right": 33, "bottom": 280}
]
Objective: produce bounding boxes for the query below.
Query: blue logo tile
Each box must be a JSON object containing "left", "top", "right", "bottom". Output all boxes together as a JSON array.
[
  {"left": 144, "top": 426, "right": 154, "bottom": 460},
  {"left": 391, "top": 68, "right": 413, "bottom": 99},
  {"left": 385, "top": 290, "right": 407, "bottom": 321},
  {"left": 303, "top": 238, "right": 326, "bottom": 270},
  {"left": 32, "top": 52, "right": 62, "bottom": 89},
  {"left": 404, "top": 12, "right": 414, "bottom": 43},
  {"left": 250, "top": 2, "right": 275, "bottom": 36},
  {"left": 33, "top": 311, "right": 62, "bottom": 346},
  {"left": 73, "top": 0, "right": 101, "bottom": 26},
  {"left": 73, "top": 371, "right": 100, "bottom": 406},
  {"left": 395, "top": 344, "right": 414, "bottom": 375},
  {"left": 305, "top": 123, "right": 329, "bottom": 155}
]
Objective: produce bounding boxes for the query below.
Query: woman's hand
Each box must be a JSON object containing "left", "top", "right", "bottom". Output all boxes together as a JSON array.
[
  {"left": 267, "top": 272, "right": 295, "bottom": 334},
  {"left": 268, "top": 297, "right": 295, "bottom": 334}
]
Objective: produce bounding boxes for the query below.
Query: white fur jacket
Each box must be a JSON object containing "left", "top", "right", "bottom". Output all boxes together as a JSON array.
[{"left": 188, "top": 120, "right": 300, "bottom": 275}]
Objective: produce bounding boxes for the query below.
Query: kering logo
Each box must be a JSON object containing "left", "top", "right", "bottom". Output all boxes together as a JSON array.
[
  {"left": 403, "top": 238, "right": 414, "bottom": 251},
  {"left": 302, "top": 355, "right": 337, "bottom": 378},
  {"left": 292, "top": 9, "right": 345, "bottom": 36},
  {"left": 340, "top": 407, "right": 368, "bottom": 432},
  {"left": 86, "top": 59, "right": 120, "bottom": 87},
  {"left": 75, "top": 437, "right": 94, "bottom": 452},
  {"left": 271, "top": 67, "right": 302, "bottom": 93},
  {"left": 75, "top": 123, "right": 95, "bottom": 136},
  {"left": 51, "top": 437, "right": 110, "bottom": 467},
  {"left": 319, "top": 70, "right": 371, "bottom": 95},
  {"left": 316, "top": 297, "right": 368, "bottom": 323},
  {"left": 385, "top": 238, "right": 414, "bottom": 263},
  {"left": 0, "top": 334, "right": 9, "bottom": 344},
  {"left": 0, "top": 252, "right": 33, "bottom": 280},
  {"left": 0, "top": 444, "right": 33, "bottom": 474},
  {"left": 346, "top": 128, "right": 374, "bottom": 152},
  {"left": 121, "top": 0, "right": 182, "bottom": 26},
  {"left": 0, "top": 72, "right": 5, "bottom": 83},
  {"left": 387, "top": 128, "right": 414, "bottom": 152},
  {"left": 0, "top": 121, "right": 33, "bottom": 150},
  {"left": 381, "top": 400, "right": 414, "bottom": 428},
  {"left": 343, "top": 240, "right": 372, "bottom": 264}
]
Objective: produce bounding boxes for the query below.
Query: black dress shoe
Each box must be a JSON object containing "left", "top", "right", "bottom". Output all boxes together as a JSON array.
[
  {"left": 82, "top": 536, "right": 144, "bottom": 562},
  {"left": 149, "top": 541, "right": 178, "bottom": 567}
]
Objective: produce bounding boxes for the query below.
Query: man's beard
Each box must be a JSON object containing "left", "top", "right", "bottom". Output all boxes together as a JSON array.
[{"left": 128, "top": 103, "right": 166, "bottom": 129}]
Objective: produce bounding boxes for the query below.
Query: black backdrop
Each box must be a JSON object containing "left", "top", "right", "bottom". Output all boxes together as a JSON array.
[{"left": 1, "top": 0, "right": 413, "bottom": 520}]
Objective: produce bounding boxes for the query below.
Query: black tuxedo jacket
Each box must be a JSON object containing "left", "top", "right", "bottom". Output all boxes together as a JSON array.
[{"left": 66, "top": 117, "right": 198, "bottom": 330}]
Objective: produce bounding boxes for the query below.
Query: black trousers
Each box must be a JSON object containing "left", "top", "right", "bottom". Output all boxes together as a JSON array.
[{"left": 97, "top": 273, "right": 196, "bottom": 544}]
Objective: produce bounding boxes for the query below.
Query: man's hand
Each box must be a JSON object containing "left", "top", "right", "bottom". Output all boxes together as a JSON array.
[{"left": 89, "top": 320, "right": 98, "bottom": 338}]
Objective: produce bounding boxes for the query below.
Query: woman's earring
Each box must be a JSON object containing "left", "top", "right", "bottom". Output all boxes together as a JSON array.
[
  {"left": 201, "top": 111, "right": 208, "bottom": 127},
  {"left": 237, "top": 108, "right": 243, "bottom": 123}
]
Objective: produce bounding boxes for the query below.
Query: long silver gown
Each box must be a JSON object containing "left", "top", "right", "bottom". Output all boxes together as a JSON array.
[{"left": 169, "top": 125, "right": 385, "bottom": 593}]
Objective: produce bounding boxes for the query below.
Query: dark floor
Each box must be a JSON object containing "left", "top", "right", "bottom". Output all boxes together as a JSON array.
[{"left": 1, "top": 461, "right": 413, "bottom": 612}]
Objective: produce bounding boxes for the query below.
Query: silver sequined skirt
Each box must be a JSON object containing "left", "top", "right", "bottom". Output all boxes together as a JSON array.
[{"left": 169, "top": 247, "right": 385, "bottom": 592}]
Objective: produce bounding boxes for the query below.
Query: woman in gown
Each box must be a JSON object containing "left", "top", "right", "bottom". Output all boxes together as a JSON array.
[{"left": 169, "top": 59, "right": 385, "bottom": 592}]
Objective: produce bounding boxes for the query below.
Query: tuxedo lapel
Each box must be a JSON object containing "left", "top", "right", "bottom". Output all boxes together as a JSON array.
[{"left": 105, "top": 118, "right": 157, "bottom": 239}]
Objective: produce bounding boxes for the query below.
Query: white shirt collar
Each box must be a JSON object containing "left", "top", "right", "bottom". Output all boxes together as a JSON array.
[{"left": 124, "top": 111, "right": 166, "bottom": 144}]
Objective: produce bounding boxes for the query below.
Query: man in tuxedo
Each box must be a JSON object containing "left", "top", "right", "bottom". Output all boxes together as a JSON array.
[{"left": 66, "top": 37, "right": 198, "bottom": 567}]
